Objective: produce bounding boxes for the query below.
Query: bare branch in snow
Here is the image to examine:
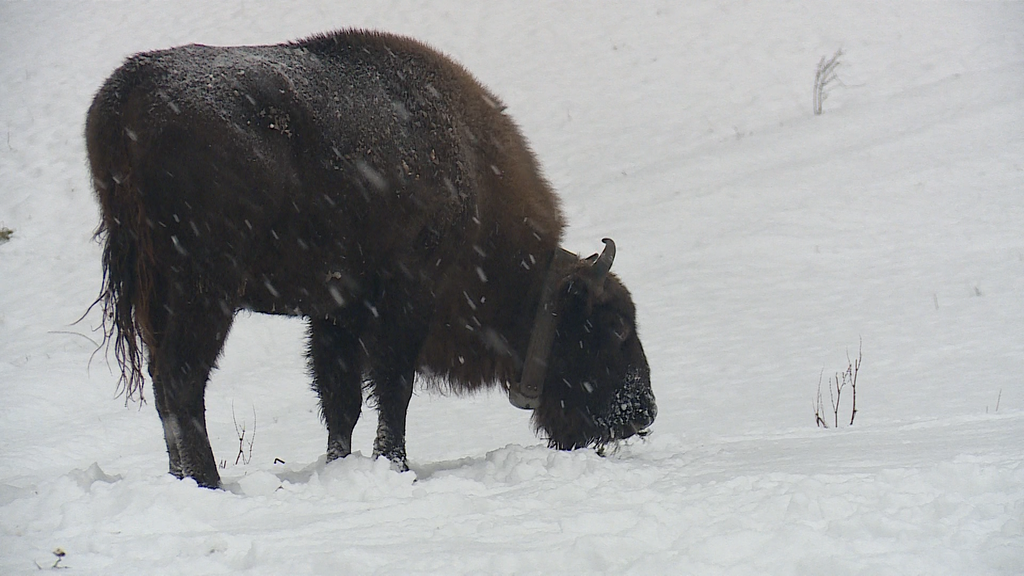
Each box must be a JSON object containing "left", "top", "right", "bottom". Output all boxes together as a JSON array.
[{"left": 814, "top": 48, "right": 844, "bottom": 115}]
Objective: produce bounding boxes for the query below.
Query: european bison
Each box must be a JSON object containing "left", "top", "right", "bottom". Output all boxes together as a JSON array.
[{"left": 86, "top": 29, "right": 655, "bottom": 488}]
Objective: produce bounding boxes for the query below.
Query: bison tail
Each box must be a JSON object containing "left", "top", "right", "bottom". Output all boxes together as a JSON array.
[{"left": 86, "top": 67, "right": 156, "bottom": 404}]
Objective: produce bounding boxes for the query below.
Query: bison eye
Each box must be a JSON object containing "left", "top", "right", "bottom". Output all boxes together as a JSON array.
[{"left": 611, "top": 316, "right": 631, "bottom": 343}]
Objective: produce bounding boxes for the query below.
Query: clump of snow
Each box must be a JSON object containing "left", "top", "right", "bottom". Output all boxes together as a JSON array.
[{"left": 1, "top": 1, "right": 1022, "bottom": 574}]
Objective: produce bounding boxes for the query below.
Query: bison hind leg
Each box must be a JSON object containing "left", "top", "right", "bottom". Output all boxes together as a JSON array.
[
  {"left": 148, "top": 293, "right": 235, "bottom": 489},
  {"left": 308, "top": 315, "right": 367, "bottom": 464},
  {"left": 157, "top": 412, "right": 218, "bottom": 487},
  {"left": 152, "top": 382, "right": 222, "bottom": 489}
]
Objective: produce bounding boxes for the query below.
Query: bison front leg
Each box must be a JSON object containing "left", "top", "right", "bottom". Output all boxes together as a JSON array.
[
  {"left": 365, "top": 304, "right": 429, "bottom": 472},
  {"left": 370, "top": 367, "right": 415, "bottom": 472},
  {"left": 308, "top": 315, "right": 367, "bottom": 463}
]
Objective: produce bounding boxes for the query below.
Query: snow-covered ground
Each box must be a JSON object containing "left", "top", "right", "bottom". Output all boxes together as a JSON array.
[{"left": 2, "top": 1, "right": 1023, "bottom": 573}]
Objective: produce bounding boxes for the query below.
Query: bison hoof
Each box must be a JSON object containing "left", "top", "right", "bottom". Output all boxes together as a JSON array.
[
  {"left": 169, "top": 458, "right": 221, "bottom": 489},
  {"left": 326, "top": 440, "right": 352, "bottom": 463},
  {"left": 171, "top": 468, "right": 220, "bottom": 489},
  {"left": 373, "top": 444, "right": 409, "bottom": 472}
]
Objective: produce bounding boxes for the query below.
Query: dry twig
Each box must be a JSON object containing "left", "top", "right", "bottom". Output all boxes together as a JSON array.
[
  {"left": 814, "top": 48, "right": 844, "bottom": 115},
  {"left": 232, "top": 403, "right": 256, "bottom": 466},
  {"left": 814, "top": 339, "right": 862, "bottom": 427}
]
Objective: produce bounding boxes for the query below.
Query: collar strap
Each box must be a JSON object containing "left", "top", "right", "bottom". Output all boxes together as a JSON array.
[{"left": 508, "top": 248, "right": 577, "bottom": 410}]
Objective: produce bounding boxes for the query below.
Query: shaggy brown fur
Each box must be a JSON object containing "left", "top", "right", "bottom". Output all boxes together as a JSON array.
[{"left": 87, "top": 29, "right": 655, "bottom": 488}]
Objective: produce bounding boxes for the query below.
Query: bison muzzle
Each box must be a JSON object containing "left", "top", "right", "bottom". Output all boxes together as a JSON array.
[{"left": 86, "top": 29, "right": 655, "bottom": 488}]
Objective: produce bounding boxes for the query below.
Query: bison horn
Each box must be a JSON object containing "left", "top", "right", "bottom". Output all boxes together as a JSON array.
[
  {"left": 592, "top": 238, "right": 616, "bottom": 279},
  {"left": 584, "top": 238, "right": 615, "bottom": 297}
]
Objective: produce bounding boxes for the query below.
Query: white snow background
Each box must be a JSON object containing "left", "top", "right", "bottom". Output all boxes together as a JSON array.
[{"left": 1, "top": 1, "right": 1023, "bottom": 574}]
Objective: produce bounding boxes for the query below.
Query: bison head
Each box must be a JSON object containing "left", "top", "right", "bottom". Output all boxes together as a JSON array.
[{"left": 510, "top": 239, "right": 656, "bottom": 451}]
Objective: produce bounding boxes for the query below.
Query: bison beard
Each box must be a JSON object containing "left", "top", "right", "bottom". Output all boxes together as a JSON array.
[{"left": 86, "top": 29, "right": 656, "bottom": 488}]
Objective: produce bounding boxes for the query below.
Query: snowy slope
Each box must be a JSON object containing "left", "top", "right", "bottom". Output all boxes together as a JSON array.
[{"left": 1, "top": 1, "right": 1022, "bottom": 574}]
